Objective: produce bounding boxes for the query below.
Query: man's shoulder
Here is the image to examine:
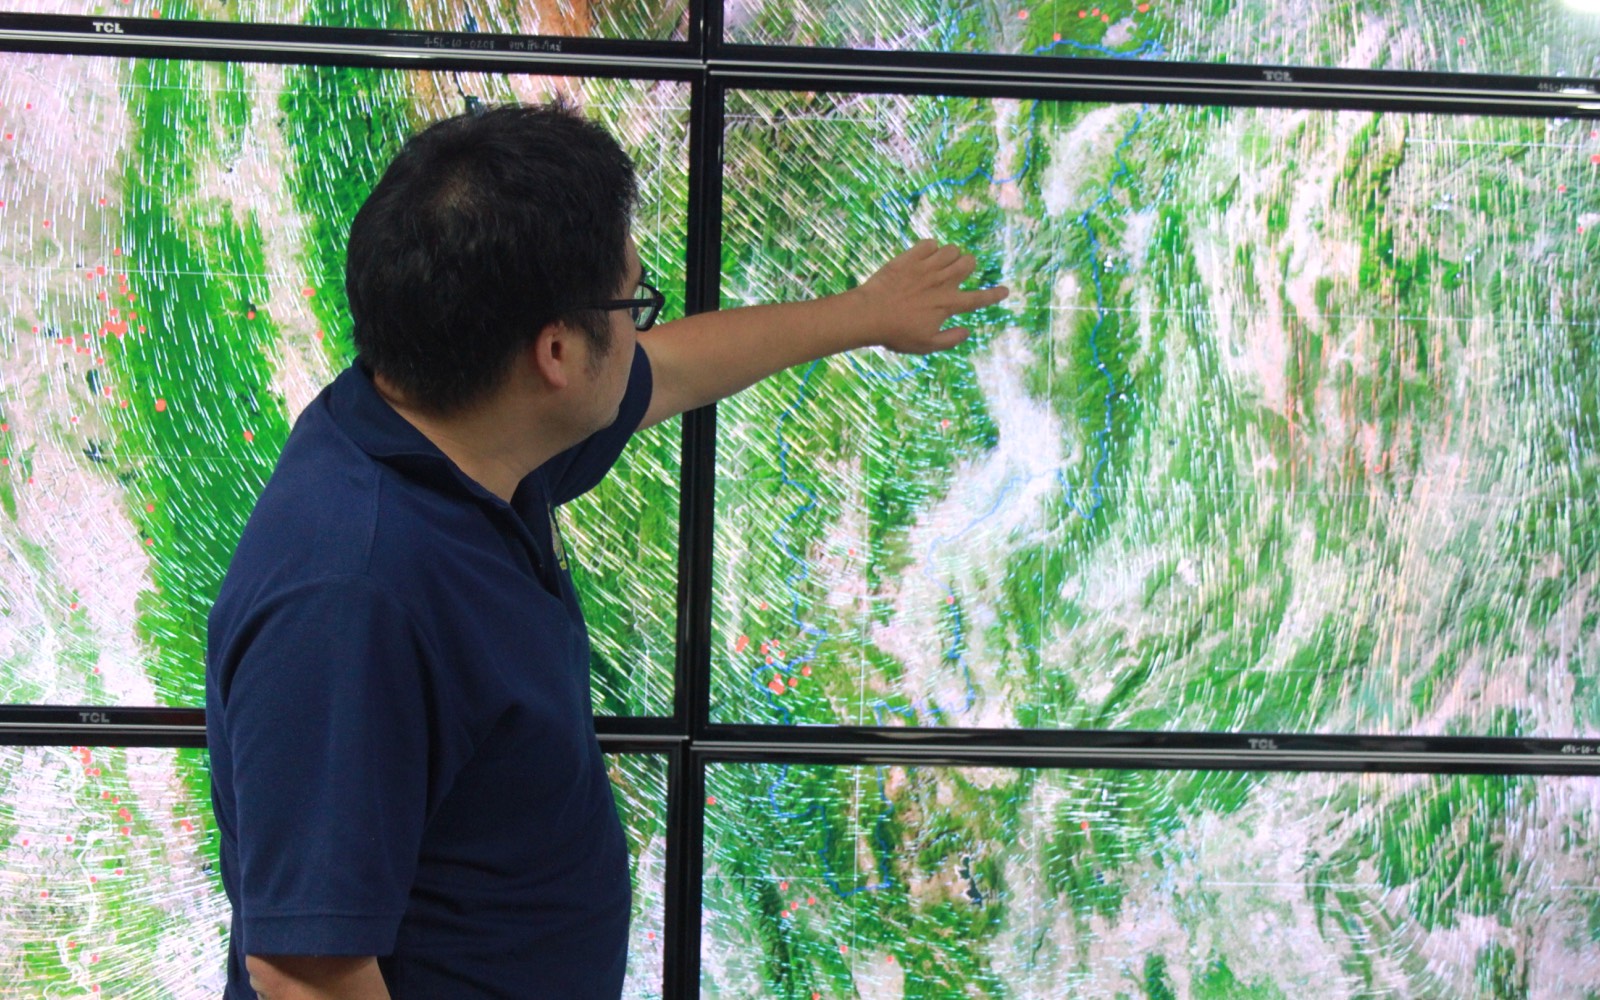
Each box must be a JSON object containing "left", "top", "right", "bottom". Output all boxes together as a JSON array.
[{"left": 215, "top": 399, "right": 461, "bottom": 626}]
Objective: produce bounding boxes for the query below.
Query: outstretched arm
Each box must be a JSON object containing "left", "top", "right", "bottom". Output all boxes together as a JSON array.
[{"left": 637, "top": 240, "right": 1009, "bottom": 431}]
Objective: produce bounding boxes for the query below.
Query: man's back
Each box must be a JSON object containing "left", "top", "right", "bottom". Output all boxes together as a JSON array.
[{"left": 206, "top": 353, "right": 650, "bottom": 997}]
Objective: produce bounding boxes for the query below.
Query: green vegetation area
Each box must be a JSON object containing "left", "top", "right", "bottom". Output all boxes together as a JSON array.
[
  {"left": 708, "top": 32, "right": 1597, "bottom": 995},
  {"left": 0, "top": 746, "right": 222, "bottom": 989},
  {"left": 705, "top": 764, "right": 1564, "bottom": 998}
]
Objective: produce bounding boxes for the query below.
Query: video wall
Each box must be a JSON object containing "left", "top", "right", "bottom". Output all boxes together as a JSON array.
[{"left": 0, "top": 0, "right": 1596, "bottom": 997}]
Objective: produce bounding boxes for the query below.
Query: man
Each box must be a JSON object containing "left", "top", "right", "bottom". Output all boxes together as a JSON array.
[{"left": 205, "top": 102, "right": 1007, "bottom": 999}]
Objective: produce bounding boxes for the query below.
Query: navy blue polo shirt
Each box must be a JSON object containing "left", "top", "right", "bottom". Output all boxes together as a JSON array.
[{"left": 205, "top": 345, "right": 652, "bottom": 999}]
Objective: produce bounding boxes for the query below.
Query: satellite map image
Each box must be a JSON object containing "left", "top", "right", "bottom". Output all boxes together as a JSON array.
[
  {"left": 713, "top": 86, "right": 1600, "bottom": 740},
  {"left": 0, "top": 746, "right": 667, "bottom": 997},
  {"left": 702, "top": 761, "right": 1600, "bottom": 998},
  {"left": 726, "top": 0, "right": 1600, "bottom": 79},
  {"left": 0, "top": 52, "right": 687, "bottom": 714},
  {"left": 0, "top": 49, "right": 680, "bottom": 995}
]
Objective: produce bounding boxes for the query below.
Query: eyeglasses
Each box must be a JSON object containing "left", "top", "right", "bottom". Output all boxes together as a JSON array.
[{"left": 593, "top": 277, "right": 665, "bottom": 332}]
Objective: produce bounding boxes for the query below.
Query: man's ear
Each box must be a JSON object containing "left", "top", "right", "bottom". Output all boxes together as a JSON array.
[{"left": 530, "top": 320, "right": 575, "bottom": 390}]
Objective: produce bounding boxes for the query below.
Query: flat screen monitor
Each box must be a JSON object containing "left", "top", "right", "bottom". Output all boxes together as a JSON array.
[
  {"left": 0, "top": 51, "right": 688, "bottom": 715},
  {"left": 702, "top": 759, "right": 1600, "bottom": 998},
  {"left": 713, "top": 87, "right": 1600, "bottom": 738},
  {"left": 0, "top": 745, "right": 669, "bottom": 997},
  {"left": 0, "top": 0, "right": 689, "bottom": 40},
  {"left": 724, "top": 0, "right": 1600, "bottom": 79}
]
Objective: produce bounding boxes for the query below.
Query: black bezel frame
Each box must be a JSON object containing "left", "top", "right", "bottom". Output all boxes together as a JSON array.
[{"left": 0, "top": 8, "right": 1594, "bottom": 998}]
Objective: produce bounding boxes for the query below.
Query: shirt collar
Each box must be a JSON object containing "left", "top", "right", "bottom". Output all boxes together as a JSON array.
[{"left": 327, "top": 362, "right": 512, "bottom": 508}]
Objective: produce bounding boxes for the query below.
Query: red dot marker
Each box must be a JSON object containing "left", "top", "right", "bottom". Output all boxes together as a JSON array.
[
  {"left": 246, "top": 310, "right": 256, "bottom": 320},
  {"left": 243, "top": 430, "right": 255, "bottom": 443},
  {"left": 706, "top": 795, "right": 716, "bottom": 805},
  {"left": 801, "top": 665, "right": 812, "bottom": 677},
  {"left": 154, "top": 399, "right": 167, "bottom": 412},
  {"left": 734, "top": 635, "right": 750, "bottom": 653}
]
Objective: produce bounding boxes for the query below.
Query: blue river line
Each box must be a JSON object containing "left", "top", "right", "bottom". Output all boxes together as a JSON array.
[
  {"left": 764, "top": 763, "right": 898, "bottom": 899},
  {"left": 1060, "top": 107, "right": 1148, "bottom": 519}
]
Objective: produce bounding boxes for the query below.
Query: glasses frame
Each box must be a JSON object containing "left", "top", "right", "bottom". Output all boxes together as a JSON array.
[{"left": 594, "top": 280, "right": 666, "bottom": 331}]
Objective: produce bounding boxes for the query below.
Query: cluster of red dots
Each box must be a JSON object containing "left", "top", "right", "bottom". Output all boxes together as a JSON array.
[
  {"left": 1020, "top": 2, "right": 1151, "bottom": 23},
  {"left": 734, "top": 633, "right": 817, "bottom": 696},
  {"left": 775, "top": 879, "right": 821, "bottom": 921}
]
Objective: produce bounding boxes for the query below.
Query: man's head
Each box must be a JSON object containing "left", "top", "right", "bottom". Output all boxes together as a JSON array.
[{"left": 346, "top": 101, "right": 638, "bottom": 415}]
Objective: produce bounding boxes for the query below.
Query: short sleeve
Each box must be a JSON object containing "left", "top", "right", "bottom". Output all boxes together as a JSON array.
[
  {"left": 214, "top": 576, "right": 432, "bottom": 957},
  {"left": 541, "top": 342, "right": 653, "bottom": 505}
]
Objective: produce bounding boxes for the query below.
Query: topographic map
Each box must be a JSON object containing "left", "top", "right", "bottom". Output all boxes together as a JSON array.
[{"left": 0, "top": 47, "right": 682, "bottom": 995}]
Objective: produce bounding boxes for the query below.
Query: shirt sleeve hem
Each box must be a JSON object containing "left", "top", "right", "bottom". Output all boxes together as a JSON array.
[{"left": 240, "top": 912, "right": 404, "bottom": 957}]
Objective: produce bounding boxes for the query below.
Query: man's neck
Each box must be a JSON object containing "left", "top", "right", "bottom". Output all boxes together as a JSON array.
[{"left": 371, "top": 375, "right": 573, "bottom": 503}]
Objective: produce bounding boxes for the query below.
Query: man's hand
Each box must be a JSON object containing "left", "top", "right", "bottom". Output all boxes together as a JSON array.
[
  {"left": 638, "top": 239, "right": 1011, "bottom": 430},
  {"left": 848, "top": 240, "right": 1011, "bottom": 355},
  {"left": 245, "top": 955, "right": 391, "bottom": 1000}
]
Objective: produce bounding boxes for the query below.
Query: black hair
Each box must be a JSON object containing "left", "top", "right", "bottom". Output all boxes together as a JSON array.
[{"left": 346, "top": 101, "right": 638, "bottom": 414}]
